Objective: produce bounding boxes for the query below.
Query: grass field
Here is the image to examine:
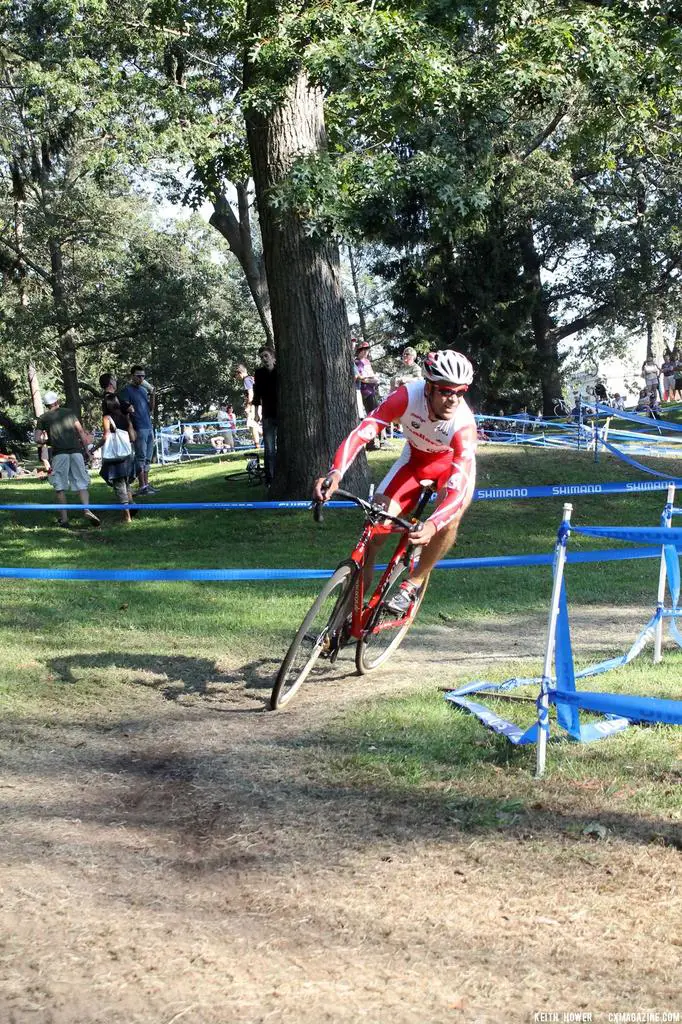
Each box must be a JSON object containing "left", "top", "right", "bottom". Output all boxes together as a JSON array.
[
  {"left": 1, "top": 444, "right": 681, "bottom": 1023},
  {"left": 2, "top": 445, "right": 682, "bottom": 760}
]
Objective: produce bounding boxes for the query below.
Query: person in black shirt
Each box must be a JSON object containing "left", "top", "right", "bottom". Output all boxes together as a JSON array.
[
  {"left": 100, "top": 393, "right": 137, "bottom": 522},
  {"left": 253, "top": 347, "right": 278, "bottom": 486}
]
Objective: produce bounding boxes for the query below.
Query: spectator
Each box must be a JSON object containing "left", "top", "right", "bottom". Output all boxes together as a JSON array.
[
  {"left": 210, "top": 434, "right": 228, "bottom": 453},
  {"left": 667, "top": 348, "right": 679, "bottom": 403},
  {"left": 182, "top": 422, "right": 194, "bottom": 444},
  {"left": 119, "top": 366, "right": 157, "bottom": 495},
  {"left": 636, "top": 388, "right": 652, "bottom": 415},
  {"left": 354, "top": 341, "right": 379, "bottom": 416},
  {"left": 661, "top": 353, "right": 676, "bottom": 402},
  {"left": 392, "top": 346, "right": 423, "bottom": 389},
  {"left": 612, "top": 393, "right": 625, "bottom": 411},
  {"left": 253, "top": 346, "right": 278, "bottom": 486},
  {"left": 0, "top": 451, "right": 24, "bottom": 479},
  {"left": 216, "top": 402, "right": 235, "bottom": 449},
  {"left": 100, "top": 393, "right": 137, "bottom": 523},
  {"left": 650, "top": 390, "right": 662, "bottom": 419},
  {"left": 515, "top": 406, "right": 531, "bottom": 433},
  {"left": 34, "top": 390, "right": 100, "bottom": 528},
  {"left": 225, "top": 404, "right": 237, "bottom": 431},
  {"left": 593, "top": 380, "right": 608, "bottom": 404},
  {"left": 354, "top": 340, "right": 384, "bottom": 448},
  {"left": 235, "top": 363, "right": 261, "bottom": 448},
  {"left": 120, "top": 368, "right": 157, "bottom": 495},
  {"left": 641, "top": 353, "right": 661, "bottom": 398},
  {"left": 100, "top": 372, "right": 132, "bottom": 418}
]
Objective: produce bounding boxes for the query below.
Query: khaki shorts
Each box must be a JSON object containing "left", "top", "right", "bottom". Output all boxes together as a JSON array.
[{"left": 50, "top": 452, "right": 90, "bottom": 492}]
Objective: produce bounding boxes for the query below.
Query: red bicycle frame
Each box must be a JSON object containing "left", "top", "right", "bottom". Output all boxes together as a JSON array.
[{"left": 346, "top": 519, "right": 422, "bottom": 641}]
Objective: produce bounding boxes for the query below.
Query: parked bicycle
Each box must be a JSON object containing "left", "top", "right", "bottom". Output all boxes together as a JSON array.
[
  {"left": 552, "top": 397, "right": 572, "bottom": 418},
  {"left": 270, "top": 482, "right": 433, "bottom": 709}
]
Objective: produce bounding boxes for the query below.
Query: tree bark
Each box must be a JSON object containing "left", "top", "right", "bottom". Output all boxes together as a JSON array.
[
  {"left": 47, "top": 236, "right": 81, "bottom": 417},
  {"left": 244, "top": 63, "right": 369, "bottom": 498},
  {"left": 519, "top": 226, "right": 562, "bottom": 416},
  {"left": 208, "top": 185, "right": 275, "bottom": 348}
]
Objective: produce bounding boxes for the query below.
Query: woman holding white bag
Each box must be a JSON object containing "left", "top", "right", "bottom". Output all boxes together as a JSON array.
[{"left": 100, "top": 393, "right": 138, "bottom": 523}]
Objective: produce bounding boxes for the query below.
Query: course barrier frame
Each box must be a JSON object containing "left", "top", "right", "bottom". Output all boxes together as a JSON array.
[{"left": 445, "top": 501, "right": 682, "bottom": 777}]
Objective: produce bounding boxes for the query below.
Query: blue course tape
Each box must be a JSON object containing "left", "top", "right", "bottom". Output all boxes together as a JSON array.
[
  {"left": 0, "top": 545, "right": 661, "bottom": 582},
  {"left": 595, "top": 403, "right": 682, "bottom": 432},
  {"left": 0, "top": 567, "right": 335, "bottom": 581},
  {"left": 2, "top": 478, "right": 682, "bottom": 513},
  {"left": 0, "top": 500, "right": 355, "bottom": 512},
  {"left": 572, "top": 525, "right": 682, "bottom": 546},
  {"left": 600, "top": 440, "right": 679, "bottom": 479}
]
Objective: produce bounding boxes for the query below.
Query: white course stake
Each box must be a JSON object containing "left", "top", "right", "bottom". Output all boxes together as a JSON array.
[{"left": 536, "top": 502, "right": 573, "bottom": 778}]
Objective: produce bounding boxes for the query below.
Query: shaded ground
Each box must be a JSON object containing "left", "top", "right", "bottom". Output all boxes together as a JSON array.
[{"left": 1, "top": 607, "right": 681, "bottom": 1024}]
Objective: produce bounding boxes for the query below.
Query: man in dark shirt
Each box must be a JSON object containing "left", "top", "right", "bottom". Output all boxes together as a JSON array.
[
  {"left": 253, "top": 347, "right": 278, "bottom": 487},
  {"left": 119, "top": 365, "right": 156, "bottom": 494},
  {"left": 34, "top": 390, "right": 99, "bottom": 528}
]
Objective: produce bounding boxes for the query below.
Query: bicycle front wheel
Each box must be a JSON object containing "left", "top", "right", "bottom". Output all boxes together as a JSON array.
[
  {"left": 355, "top": 564, "right": 428, "bottom": 674},
  {"left": 271, "top": 563, "right": 356, "bottom": 709}
]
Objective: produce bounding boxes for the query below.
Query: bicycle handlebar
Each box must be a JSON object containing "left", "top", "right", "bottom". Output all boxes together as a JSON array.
[{"left": 312, "top": 480, "right": 418, "bottom": 533}]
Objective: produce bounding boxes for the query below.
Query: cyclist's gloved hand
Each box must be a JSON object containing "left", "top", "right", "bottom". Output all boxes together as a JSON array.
[
  {"left": 409, "top": 519, "right": 436, "bottom": 546},
  {"left": 313, "top": 473, "right": 339, "bottom": 503}
]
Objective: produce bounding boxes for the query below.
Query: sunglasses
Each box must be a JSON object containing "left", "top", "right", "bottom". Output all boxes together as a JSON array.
[{"left": 431, "top": 384, "right": 464, "bottom": 398}]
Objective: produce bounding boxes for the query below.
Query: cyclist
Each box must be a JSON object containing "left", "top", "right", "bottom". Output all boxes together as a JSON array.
[{"left": 313, "top": 350, "right": 477, "bottom": 614}]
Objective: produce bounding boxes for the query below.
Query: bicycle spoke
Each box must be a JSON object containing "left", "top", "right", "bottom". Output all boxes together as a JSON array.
[
  {"left": 271, "top": 565, "right": 355, "bottom": 709},
  {"left": 356, "top": 565, "right": 427, "bottom": 674}
]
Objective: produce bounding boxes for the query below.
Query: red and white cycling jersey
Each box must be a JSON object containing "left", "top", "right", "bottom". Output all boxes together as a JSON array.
[{"left": 330, "top": 380, "right": 477, "bottom": 531}]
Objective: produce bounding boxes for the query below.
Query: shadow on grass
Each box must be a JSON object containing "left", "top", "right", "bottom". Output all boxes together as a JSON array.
[{"left": 45, "top": 650, "right": 277, "bottom": 707}]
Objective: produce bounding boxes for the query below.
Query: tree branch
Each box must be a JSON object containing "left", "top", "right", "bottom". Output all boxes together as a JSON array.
[
  {"left": 0, "top": 234, "right": 51, "bottom": 283},
  {"left": 551, "top": 302, "right": 614, "bottom": 343},
  {"left": 521, "top": 104, "right": 571, "bottom": 161}
]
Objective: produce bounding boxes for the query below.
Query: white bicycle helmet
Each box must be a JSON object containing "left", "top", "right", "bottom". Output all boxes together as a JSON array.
[{"left": 423, "top": 350, "right": 474, "bottom": 390}]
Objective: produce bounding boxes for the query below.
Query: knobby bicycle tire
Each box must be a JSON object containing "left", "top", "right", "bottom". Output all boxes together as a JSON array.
[
  {"left": 355, "top": 563, "right": 429, "bottom": 674},
  {"left": 271, "top": 563, "right": 356, "bottom": 709}
]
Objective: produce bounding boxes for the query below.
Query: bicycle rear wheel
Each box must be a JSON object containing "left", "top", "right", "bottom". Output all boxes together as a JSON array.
[
  {"left": 355, "top": 564, "right": 428, "bottom": 674},
  {"left": 271, "top": 563, "right": 356, "bottom": 709}
]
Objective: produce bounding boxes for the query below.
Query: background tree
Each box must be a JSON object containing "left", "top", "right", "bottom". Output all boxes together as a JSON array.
[{"left": 273, "top": 0, "right": 682, "bottom": 412}]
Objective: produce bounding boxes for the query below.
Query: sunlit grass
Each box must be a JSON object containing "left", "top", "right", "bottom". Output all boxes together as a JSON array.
[{"left": 2, "top": 444, "right": 682, "bottom": 800}]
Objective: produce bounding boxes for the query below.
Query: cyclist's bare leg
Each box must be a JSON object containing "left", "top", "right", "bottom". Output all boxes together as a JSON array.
[
  {"left": 409, "top": 518, "right": 459, "bottom": 587},
  {"left": 409, "top": 491, "right": 473, "bottom": 588}
]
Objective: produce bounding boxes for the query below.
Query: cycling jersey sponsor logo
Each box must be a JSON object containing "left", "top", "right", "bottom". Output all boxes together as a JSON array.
[{"left": 357, "top": 425, "right": 377, "bottom": 443}]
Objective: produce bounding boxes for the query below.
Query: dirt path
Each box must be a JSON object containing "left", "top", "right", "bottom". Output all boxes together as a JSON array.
[{"left": 1, "top": 607, "right": 681, "bottom": 1024}]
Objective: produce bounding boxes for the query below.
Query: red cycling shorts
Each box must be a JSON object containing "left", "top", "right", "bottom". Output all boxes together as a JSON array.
[{"left": 375, "top": 444, "right": 454, "bottom": 513}]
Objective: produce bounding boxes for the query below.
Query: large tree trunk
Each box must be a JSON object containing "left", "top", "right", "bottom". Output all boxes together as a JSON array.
[
  {"left": 244, "top": 63, "right": 369, "bottom": 498},
  {"left": 519, "top": 226, "right": 562, "bottom": 416},
  {"left": 208, "top": 184, "right": 275, "bottom": 348},
  {"left": 48, "top": 236, "right": 81, "bottom": 417}
]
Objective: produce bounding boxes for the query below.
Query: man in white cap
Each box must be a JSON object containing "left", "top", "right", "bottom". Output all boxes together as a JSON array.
[{"left": 34, "top": 391, "right": 100, "bottom": 528}]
